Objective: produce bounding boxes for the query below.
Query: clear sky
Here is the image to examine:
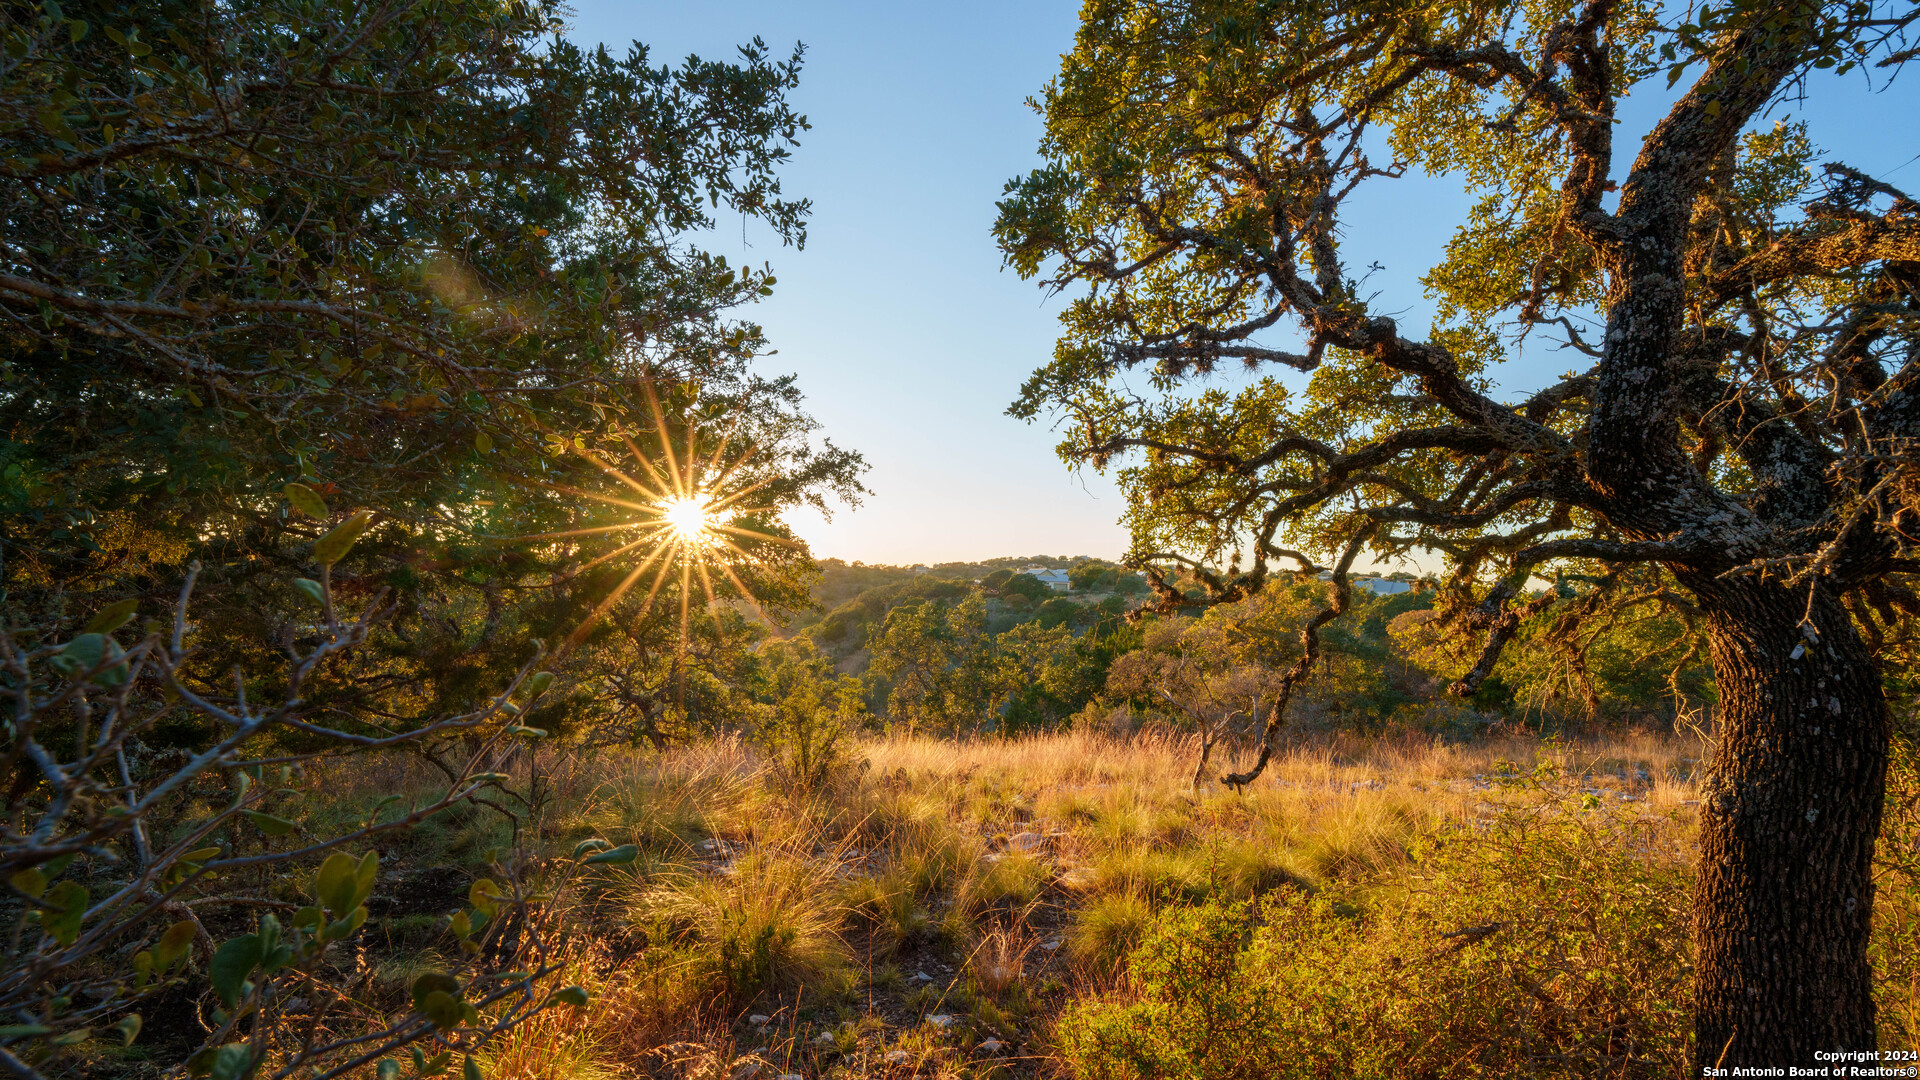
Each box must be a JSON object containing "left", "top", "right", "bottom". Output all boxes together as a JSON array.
[{"left": 567, "top": 2, "right": 1920, "bottom": 567}]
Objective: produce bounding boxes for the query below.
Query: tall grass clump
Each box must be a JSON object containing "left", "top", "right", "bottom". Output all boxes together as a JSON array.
[
  {"left": 635, "top": 846, "right": 852, "bottom": 1003},
  {"left": 1056, "top": 797, "right": 1692, "bottom": 1079}
]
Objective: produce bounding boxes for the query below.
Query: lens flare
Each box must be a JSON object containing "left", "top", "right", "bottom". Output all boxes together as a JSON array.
[
  {"left": 659, "top": 495, "right": 715, "bottom": 542},
  {"left": 513, "top": 380, "right": 796, "bottom": 671}
]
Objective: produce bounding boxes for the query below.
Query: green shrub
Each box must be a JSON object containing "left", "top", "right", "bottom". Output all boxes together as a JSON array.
[{"left": 1057, "top": 800, "right": 1691, "bottom": 1079}]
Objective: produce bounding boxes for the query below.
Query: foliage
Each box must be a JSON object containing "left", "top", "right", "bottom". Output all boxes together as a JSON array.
[
  {"left": 749, "top": 639, "right": 866, "bottom": 793},
  {"left": 1, "top": 0, "right": 863, "bottom": 760},
  {"left": 1057, "top": 797, "right": 1692, "bottom": 1079},
  {"left": 0, "top": 547, "right": 581, "bottom": 1079}
]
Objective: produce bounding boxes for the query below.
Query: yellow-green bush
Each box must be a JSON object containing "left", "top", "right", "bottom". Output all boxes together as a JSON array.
[{"left": 1057, "top": 801, "right": 1691, "bottom": 1079}]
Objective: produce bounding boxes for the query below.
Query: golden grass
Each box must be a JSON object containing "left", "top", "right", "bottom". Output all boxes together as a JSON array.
[{"left": 305, "top": 726, "right": 1717, "bottom": 1078}]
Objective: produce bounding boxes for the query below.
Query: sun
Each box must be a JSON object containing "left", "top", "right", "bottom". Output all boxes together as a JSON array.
[
  {"left": 513, "top": 379, "right": 799, "bottom": 667},
  {"left": 659, "top": 495, "right": 715, "bottom": 542}
]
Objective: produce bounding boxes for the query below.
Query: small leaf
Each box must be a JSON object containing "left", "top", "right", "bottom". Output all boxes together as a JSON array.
[
  {"left": 469, "top": 878, "right": 505, "bottom": 911},
  {"left": 314, "top": 851, "right": 358, "bottom": 915},
  {"left": 377, "top": 1061, "right": 401, "bottom": 1080},
  {"left": 312, "top": 509, "right": 374, "bottom": 567},
  {"left": 0, "top": 1025, "right": 52, "bottom": 1038},
  {"left": 572, "top": 838, "right": 612, "bottom": 859},
  {"left": 207, "top": 1043, "right": 253, "bottom": 1080},
  {"left": 181, "top": 846, "right": 222, "bottom": 864},
  {"left": 293, "top": 578, "right": 325, "bottom": 604},
  {"left": 411, "top": 971, "right": 461, "bottom": 1010},
  {"left": 10, "top": 867, "right": 48, "bottom": 899},
  {"left": 465, "top": 1055, "right": 484, "bottom": 1080},
  {"left": 155, "top": 920, "right": 197, "bottom": 969},
  {"left": 420, "top": 989, "right": 465, "bottom": 1030},
  {"left": 114, "top": 1014, "right": 141, "bottom": 1047},
  {"left": 582, "top": 844, "right": 638, "bottom": 866},
  {"left": 242, "top": 811, "right": 296, "bottom": 837},
  {"left": 283, "top": 482, "right": 329, "bottom": 519},
  {"left": 447, "top": 910, "right": 471, "bottom": 939},
  {"left": 49, "top": 633, "right": 105, "bottom": 677},
  {"left": 50, "top": 1028, "right": 88, "bottom": 1046},
  {"left": 44, "top": 881, "right": 87, "bottom": 945},
  {"left": 84, "top": 598, "right": 138, "bottom": 634},
  {"left": 504, "top": 725, "right": 548, "bottom": 738},
  {"left": 524, "top": 671, "right": 554, "bottom": 697},
  {"left": 209, "top": 934, "right": 263, "bottom": 1007},
  {"left": 550, "top": 985, "right": 590, "bottom": 1008},
  {"left": 353, "top": 851, "right": 379, "bottom": 907},
  {"left": 474, "top": 431, "right": 493, "bottom": 454}
]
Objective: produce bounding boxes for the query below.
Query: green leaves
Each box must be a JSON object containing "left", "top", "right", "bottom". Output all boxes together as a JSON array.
[
  {"left": 581, "top": 844, "right": 638, "bottom": 866},
  {"left": 113, "top": 1014, "right": 141, "bottom": 1047},
  {"left": 41, "top": 881, "right": 87, "bottom": 945},
  {"left": 410, "top": 972, "right": 473, "bottom": 1030},
  {"left": 209, "top": 934, "right": 263, "bottom": 1008},
  {"left": 134, "top": 920, "right": 198, "bottom": 987},
  {"left": 293, "top": 578, "right": 326, "bottom": 604},
  {"left": 284, "top": 482, "right": 330, "bottom": 519},
  {"left": 84, "top": 597, "right": 138, "bottom": 633},
  {"left": 48, "top": 632, "right": 129, "bottom": 686},
  {"left": 313, "top": 509, "right": 374, "bottom": 567},
  {"left": 10, "top": 866, "right": 47, "bottom": 899},
  {"left": 313, "top": 850, "right": 379, "bottom": 918},
  {"left": 549, "top": 985, "right": 590, "bottom": 1009},
  {"left": 243, "top": 810, "right": 297, "bottom": 837}
]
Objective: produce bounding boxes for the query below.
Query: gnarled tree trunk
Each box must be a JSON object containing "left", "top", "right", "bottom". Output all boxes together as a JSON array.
[{"left": 1686, "top": 574, "right": 1889, "bottom": 1065}]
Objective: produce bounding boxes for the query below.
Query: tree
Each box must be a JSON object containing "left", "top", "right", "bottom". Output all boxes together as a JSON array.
[
  {"left": 1001, "top": 572, "right": 1054, "bottom": 602},
  {"left": 1, "top": 0, "right": 863, "bottom": 740},
  {"left": 0, "top": 1, "right": 863, "bottom": 1071},
  {"left": 0, "top": 0, "right": 859, "bottom": 624},
  {"left": 997, "top": 0, "right": 1919, "bottom": 1062}
]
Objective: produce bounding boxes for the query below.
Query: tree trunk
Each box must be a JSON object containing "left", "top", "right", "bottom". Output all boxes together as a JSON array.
[{"left": 1687, "top": 574, "right": 1889, "bottom": 1068}]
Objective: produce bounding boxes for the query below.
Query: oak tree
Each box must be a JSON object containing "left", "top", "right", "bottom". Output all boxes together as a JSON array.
[{"left": 998, "top": 0, "right": 1919, "bottom": 1062}]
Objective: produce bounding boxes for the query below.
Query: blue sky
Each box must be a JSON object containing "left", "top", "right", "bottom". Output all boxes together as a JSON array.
[{"left": 568, "top": 2, "right": 1920, "bottom": 566}]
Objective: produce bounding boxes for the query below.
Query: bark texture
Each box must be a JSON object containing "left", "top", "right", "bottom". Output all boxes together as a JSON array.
[{"left": 1688, "top": 577, "right": 1889, "bottom": 1061}]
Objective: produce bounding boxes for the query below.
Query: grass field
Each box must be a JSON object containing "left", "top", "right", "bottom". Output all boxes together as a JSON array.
[{"left": 252, "top": 726, "right": 1898, "bottom": 1079}]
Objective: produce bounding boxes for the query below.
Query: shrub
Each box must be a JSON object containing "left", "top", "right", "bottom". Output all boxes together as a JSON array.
[
  {"left": 1057, "top": 799, "right": 1691, "bottom": 1079},
  {"left": 0, "top": 559, "right": 568, "bottom": 1078}
]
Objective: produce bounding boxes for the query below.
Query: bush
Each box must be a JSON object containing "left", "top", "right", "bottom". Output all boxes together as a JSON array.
[
  {"left": 0, "top": 557, "right": 568, "bottom": 1078},
  {"left": 1057, "top": 798, "right": 1691, "bottom": 1079}
]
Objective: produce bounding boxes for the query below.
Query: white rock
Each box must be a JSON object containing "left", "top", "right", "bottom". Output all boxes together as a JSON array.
[
  {"left": 927, "top": 1013, "right": 956, "bottom": 1029},
  {"left": 885, "top": 1049, "right": 912, "bottom": 1064},
  {"left": 1006, "top": 831, "right": 1046, "bottom": 853},
  {"left": 1039, "top": 938, "right": 1061, "bottom": 951},
  {"left": 778, "top": 1074, "right": 804, "bottom": 1080},
  {"left": 814, "top": 1031, "right": 836, "bottom": 1045},
  {"left": 978, "top": 1038, "right": 1007, "bottom": 1054},
  {"left": 748, "top": 1014, "right": 772, "bottom": 1027},
  {"left": 911, "top": 971, "right": 933, "bottom": 981}
]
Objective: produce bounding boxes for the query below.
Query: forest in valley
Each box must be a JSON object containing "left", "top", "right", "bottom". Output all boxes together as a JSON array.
[{"left": 3, "top": 0, "right": 1920, "bottom": 1078}]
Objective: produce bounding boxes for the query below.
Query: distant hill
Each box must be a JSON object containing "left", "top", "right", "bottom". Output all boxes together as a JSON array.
[{"left": 792, "top": 556, "right": 1140, "bottom": 658}]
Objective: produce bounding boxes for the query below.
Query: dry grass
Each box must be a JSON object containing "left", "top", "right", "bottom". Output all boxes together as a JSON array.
[{"left": 305, "top": 727, "right": 1717, "bottom": 1078}]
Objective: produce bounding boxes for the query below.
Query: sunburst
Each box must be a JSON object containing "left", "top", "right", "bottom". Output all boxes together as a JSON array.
[{"left": 514, "top": 381, "right": 797, "bottom": 674}]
